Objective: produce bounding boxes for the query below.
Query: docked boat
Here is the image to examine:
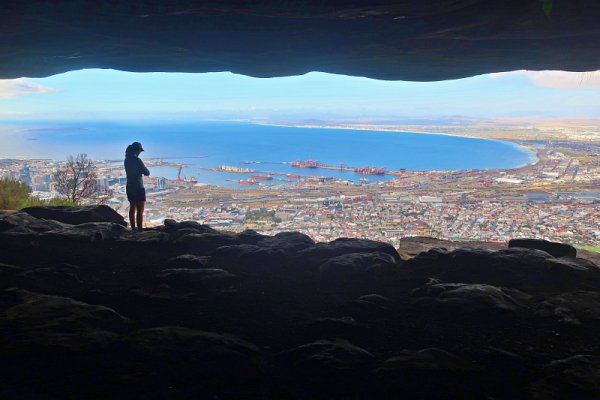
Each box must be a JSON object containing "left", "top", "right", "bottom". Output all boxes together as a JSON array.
[
  {"left": 251, "top": 175, "right": 273, "bottom": 180},
  {"left": 238, "top": 179, "right": 258, "bottom": 185},
  {"left": 292, "top": 160, "right": 319, "bottom": 168},
  {"left": 354, "top": 166, "right": 386, "bottom": 175},
  {"left": 215, "top": 165, "right": 251, "bottom": 173}
]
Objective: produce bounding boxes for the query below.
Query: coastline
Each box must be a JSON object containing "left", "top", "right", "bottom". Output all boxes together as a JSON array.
[{"left": 253, "top": 122, "right": 540, "bottom": 170}]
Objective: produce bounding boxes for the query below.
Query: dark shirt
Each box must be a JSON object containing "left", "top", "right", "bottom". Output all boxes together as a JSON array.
[{"left": 124, "top": 155, "right": 150, "bottom": 188}]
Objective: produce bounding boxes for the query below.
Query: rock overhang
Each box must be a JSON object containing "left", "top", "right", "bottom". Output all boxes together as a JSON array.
[{"left": 1, "top": 0, "right": 599, "bottom": 81}]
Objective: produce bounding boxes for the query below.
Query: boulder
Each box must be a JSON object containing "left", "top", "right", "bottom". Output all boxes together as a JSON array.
[
  {"left": 43, "top": 222, "right": 128, "bottom": 242},
  {"left": 176, "top": 232, "right": 240, "bottom": 254},
  {"left": 341, "top": 298, "right": 393, "bottom": 321},
  {"left": 530, "top": 355, "right": 600, "bottom": 400},
  {"left": 117, "top": 229, "right": 171, "bottom": 243},
  {"left": 376, "top": 348, "right": 482, "bottom": 399},
  {"left": 411, "top": 279, "right": 530, "bottom": 314},
  {"left": 126, "top": 324, "right": 259, "bottom": 354},
  {"left": 319, "top": 252, "right": 397, "bottom": 279},
  {"left": 509, "top": 239, "right": 577, "bottom": 258},
  {"left": 209, "top": 232, "right": 315, "bottom": 274},
  {"left": 380, "top": 348, "right": 478, "bottom": 373},
  {"left": 398, "top": 237, "right": 507, "bottom": 260},
  {"left": 235, "top": 229, "right": 268, "bottom": 245},
  {"left": 546, "top": 256, "right": 598, "bottom": 272},
  {"left": 0, "top": 210, "right": 70, "bottom": 233},
  {"left": 167, "top": 254, "right": 212, "bottom": 269},
  {"left": 277, "top": 339, "right": 375, "bottom": 371},
  {"left": 22, "top": 205, "right": 126, "bottom": 226},
  {"left": 538, "top": 291, "right": 600, "bottom": 325},
  {"left": 357, "top": 294, "right": 392, "bottom": 305},
  {"left": 296, "top": 237, "right": 401, "bottom": 265},
  {"left": 161, "top": 219, "right": 216, "bottom": 233},
  {"left": 407, "top": 246, "right": 600, "bottom": 292},
  {"left": 0, "top": 288, "right": 129, "bottom": 349},
  {"left": 13, "top": 265, "right": 84, "bottom": 296},
  {"left": 211, "top": 244, "right": 289, "bottom": 275},
  {"left": 257, "top": 231, "right": 315, "bottom": 252}
]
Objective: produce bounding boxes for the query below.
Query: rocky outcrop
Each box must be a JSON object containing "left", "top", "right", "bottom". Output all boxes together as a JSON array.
[
  {"left": 530, "top": 355, "right": 600, "bottom": 400},
  {"left": 1, "top": 209, "right": 600, "bottom": 399},
  {"left": 398, "top": 236, "right": 600, "bottom": 267},
  {"left": 509, "top": 238, "right": 577, "bottom": 258},
  {"left": 406, "top": 246, "right": 600, "bottom": 292},
  {"left": 0, "top": 210, "right": 70, "bottom": 233},
  {"left": 22, "top": 205, "right": 127, "bottom": 226},
  {"left": 1, "top": 1, "right": 599, "bottom": 81},
  {"left": 411, "top": 279, "right": 531, "bottom": 314},
  {"left": 0, "top": 288, "right": 129, "bottom": 349}
]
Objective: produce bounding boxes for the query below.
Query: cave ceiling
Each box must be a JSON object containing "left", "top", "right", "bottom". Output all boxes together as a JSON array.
[{"left": 1, "top": 0, "right": 599, "bottom": 81}]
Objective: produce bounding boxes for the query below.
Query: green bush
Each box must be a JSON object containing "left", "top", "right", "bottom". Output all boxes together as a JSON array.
[
  {"left": 20, "top": 197, "right": 79, "bottom": 208},
  {"left": 0, "top": 178, "right": 79, "bottom": 210},
  {"left": 0, "top": 178, "right": 31, "bottom": 210}
]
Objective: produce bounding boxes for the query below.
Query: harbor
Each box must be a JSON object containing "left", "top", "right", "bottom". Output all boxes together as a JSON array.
[{"left": 202, "top": 160, "right": 406, "bottom": 183}]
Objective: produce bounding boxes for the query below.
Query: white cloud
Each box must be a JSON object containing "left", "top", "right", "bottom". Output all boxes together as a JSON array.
[
  {"left": 490, "top": 70, "right": 600, "bottom": 89},
  {"left": 527, "top": 70, "right": 600, "bottom": 89},
  {"left": 0, "top": 78, "right": 59, "bottom": 99}
]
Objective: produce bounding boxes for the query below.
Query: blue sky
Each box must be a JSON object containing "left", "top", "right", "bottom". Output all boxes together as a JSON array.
[{"left": 0, "top": 69, "right": 599, "bottom": 120}]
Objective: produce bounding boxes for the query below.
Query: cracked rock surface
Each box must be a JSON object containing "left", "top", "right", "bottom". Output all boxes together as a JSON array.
[{"left": 1, "top": 209, "right": 600, "bottom": 399}]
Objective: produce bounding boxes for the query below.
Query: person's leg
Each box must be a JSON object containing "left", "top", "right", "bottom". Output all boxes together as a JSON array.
[
  {"left": 136, "top": 201, "right": 145, "bottom": 230},
  {"left": 128, "top": 202, "right": 137, "bottom": 229}
]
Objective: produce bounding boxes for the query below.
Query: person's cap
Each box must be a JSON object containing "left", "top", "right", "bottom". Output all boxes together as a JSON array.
[{"left": 132, "top": 142, "right": 144, "bottom": 152}]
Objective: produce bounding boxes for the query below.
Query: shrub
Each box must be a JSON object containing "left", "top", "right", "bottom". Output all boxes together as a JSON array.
[
  {"left": 0, "top": 178, "right": 79, "bottom": 210},
  {"left": 0, "top": 178, "right": 31, "bottom": 210},
  {"left": 20, "top": 197, "right": 79, "bottom": 208}
]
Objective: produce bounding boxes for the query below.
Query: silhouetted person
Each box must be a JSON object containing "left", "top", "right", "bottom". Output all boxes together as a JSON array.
[{"left": 124, "top": 142, "right": 149, "bottom": 230}]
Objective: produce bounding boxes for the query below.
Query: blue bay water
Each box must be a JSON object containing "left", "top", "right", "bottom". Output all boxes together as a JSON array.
[{"left": 0, "top": 121, "right": 536, "bottom": 187}]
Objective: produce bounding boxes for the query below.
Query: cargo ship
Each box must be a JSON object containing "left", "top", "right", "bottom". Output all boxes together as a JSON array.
[
  {"left": 354, "top": 166, "right": 386, "bottom": 175},
  {"left": 250, "top": 175, "right": 273, "bottom": 180},
  {"left": 237, "top": 179, "right": 258, "bottom": 185},
  {"left": 292, "top": 160, "right": 319, "bottom": 168},
  {"left": 286, "top": 174, "right": 302, "bottom": 179},
  {"left": 215, "top": 165, "right": 251, "bottom": 173}
]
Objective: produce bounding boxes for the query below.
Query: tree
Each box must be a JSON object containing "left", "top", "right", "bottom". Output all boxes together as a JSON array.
[
  {"left": 0, "top": 178, "right": 31, "bottom": 209},
  {"left": 53, "top": 153, "right": 98, "bottom": 203}
]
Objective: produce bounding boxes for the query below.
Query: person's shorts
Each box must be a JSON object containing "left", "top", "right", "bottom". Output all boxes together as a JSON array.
[{"left": 126, "top": 186, "right": 146, "bottom": 202}]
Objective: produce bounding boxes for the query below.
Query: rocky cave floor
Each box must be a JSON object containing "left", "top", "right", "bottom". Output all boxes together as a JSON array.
[{"left": 1, "top": 207, "right": 600, "bottom": 399}]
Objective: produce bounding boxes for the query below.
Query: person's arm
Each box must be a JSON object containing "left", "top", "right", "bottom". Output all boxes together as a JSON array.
[{"left": 139, "top": 158, "right": 150, "bottom": 176}]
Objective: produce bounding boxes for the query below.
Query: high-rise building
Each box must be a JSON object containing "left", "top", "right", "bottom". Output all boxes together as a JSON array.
[
  {"left": 96, "top": 176, "right": 110, "bottom": 194},
  {"left": 32, "top": 175, "right": 49, "bottom": 191},
  {"left": 18, "top": 166, "right": 32, "bottom": 187},
  {"left": 157, "top": 177, "right": 166, "bottom": 190}
]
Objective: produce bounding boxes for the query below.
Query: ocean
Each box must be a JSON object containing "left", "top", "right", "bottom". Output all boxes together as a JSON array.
[{"left": 0, "top": 121, "right": 536, "bottom": 187}]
